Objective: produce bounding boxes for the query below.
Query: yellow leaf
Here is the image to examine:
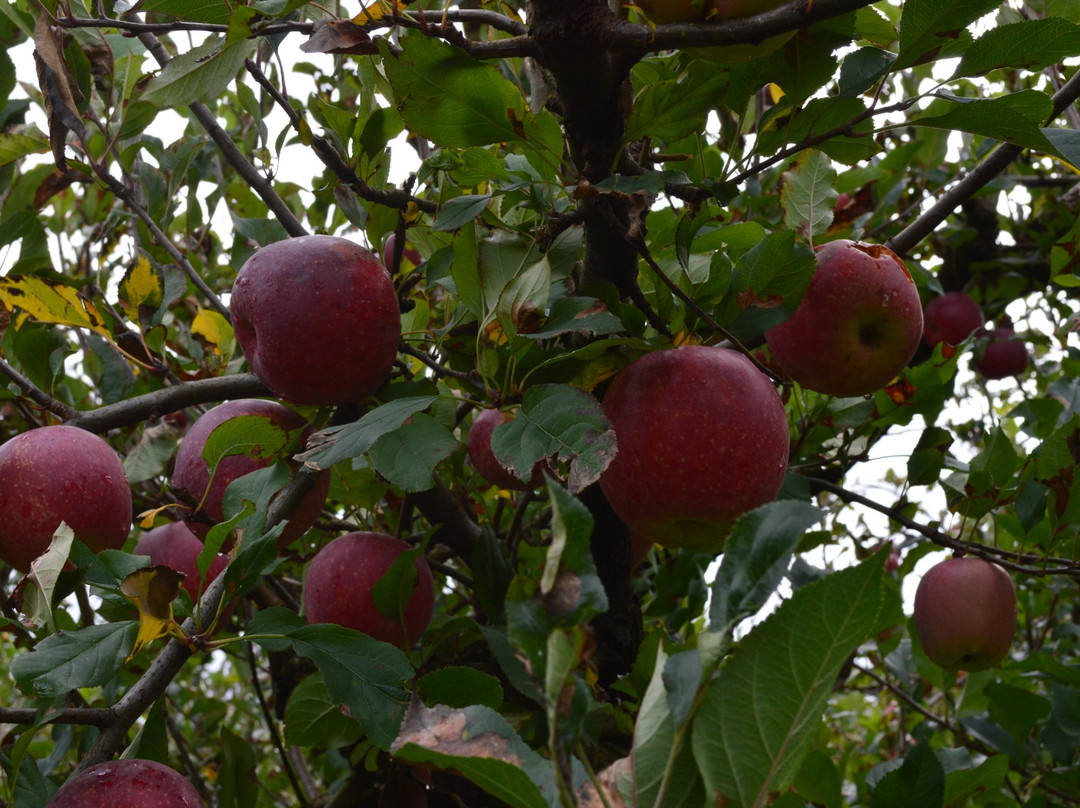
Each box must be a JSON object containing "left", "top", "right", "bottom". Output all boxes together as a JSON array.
[
  {"left": 354, "top": 0, "right": 406, "bottom": 24},
  {"left": 191, "top": 308, "right": 236, "bottom": 358},
  {"left": 136, "top": 504, "right": 185, "bottom": 529},
  {"left": 121, "top": 566, "right": 184, "bottom": 658},
  {"left": 0, "top": 275, "right": 111, "bottom": 337},
  {"left": 769, "top": 83, "right": 785, "bottom": 104},
  {"left": 119, "top": 256, "right": 164, "bottom": 322}
]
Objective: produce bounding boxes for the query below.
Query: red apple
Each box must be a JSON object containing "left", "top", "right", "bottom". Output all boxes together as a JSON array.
[
  {"left": 973, "top": 327, "right": 1028, "bottom": 379},
  {"left": 171, "top": 399, "right": 330, "bottom": 549},
  {"left": 467, "top": 407, "right": 546, "bottom": 490},
  {"left": 133, "top": 521, "right": 229, "bottom": 603},
  {"left": 598, "top": 345, "right": 789, "bottom": 553},
  {"left": 765, "top": 240, "right": 923, "bottom": 397},
  {"left": 231, "top": 235, "right": 401, "bottom": 405},
  {"left": 302, "top": 531, "right": 435, "bottom": 650},
  {"left": 46, "top": 759, "right": 202, "bottom": 807},
  {"left": 0, "top": 425, "right": 132, "bottom": 572},
  {"left": 913, "top": 557, "right": 1016, "bottom": 672},
  {"left": 923, "top": 292, "right": 984, "bottom": 347},
  {"left": 382, "top": 232, "right": 422, "bottom": 270}
]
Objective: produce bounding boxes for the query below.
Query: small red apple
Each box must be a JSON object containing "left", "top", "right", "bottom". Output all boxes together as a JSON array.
[
  {"left": 923, "top": 292, "right": 984, "bottom": 347},
  {"left": 913, "top": 557, "right": 1016, "bottom": 672},
  {"left": 467, "top": 407, "right": 546, "bottom": 490},
  {"left": 133, "top": 521, "right": 229, "bottom": 603},
  {"left": 302, "top": 531, "right": 435, "bottom": 650},
  {"left": 0, "top": 425, "right": 132, "bottom": 572},
  {"left": 46, "top": 759, "right": 202, "bottom": 807},
  {"left": 765, "top": 240, "right": 923, "bottom": 398},
  {"left": 231, "top": 235, "right": 401, "bottom": 406},
  {"left": 382, "top": 232, "right": 422, "bottom": 270},
  {"left": 599, "top": 345, "right": 789, "bottom": 553},
  {"left": 973, "top": 327, "right": 1028, "bottom": 379},
  {"left": 171, "top": 399, "right": 330, "bottom": 549}
]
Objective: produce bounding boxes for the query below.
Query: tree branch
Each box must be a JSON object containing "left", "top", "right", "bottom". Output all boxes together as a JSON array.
[
  {"left": 603, "top": 0, "right": 879, "bottom": 54},
  {"left": 0, "top": 356, "right": 78, "bottom": 421},
  {"left": 243, "top": 59, "right": 437, "bottom": 216},
  {"left": 135, "top": 32, "right": 309, "bottom": 239},
  {"left": 806, "top": 476, "right": 1080, "bottom": 578},
  {"left": 887, "top": 68, "right": 1080, "bottom": 256},
  {"left": 65, "top": 374, "right": 269, "bottom": 433}
]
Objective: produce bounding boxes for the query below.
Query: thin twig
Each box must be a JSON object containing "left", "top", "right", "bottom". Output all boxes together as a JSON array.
[
  {"left": 135, "top": 32, "right": 309, "bottom": 239},
  {"left": 0, "top": 356, "right": 77, "bottom": 420},
  {"left": 399, "top": 342, "right": 486, "bottom": 391},
  {"left": 246, "top": 642, "right": 311, "bottom": 807}
]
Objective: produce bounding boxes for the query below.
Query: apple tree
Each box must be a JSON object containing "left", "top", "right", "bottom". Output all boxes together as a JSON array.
[{"left": 1, "top": 0, "right": 1079, "bottom": 805}]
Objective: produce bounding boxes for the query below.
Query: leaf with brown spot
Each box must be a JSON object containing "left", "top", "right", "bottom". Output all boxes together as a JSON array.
[
  {"left": 391, "top": 697, "right": 555, "bottom": 808},
  {"left": 121, "top": 565, "right": 184, "bottom": 658},
  {"left": 33, "top": 17, "right": 85, "bottom": 171},
  {"left": 0, "top": 275, "right": 112, "bottom": 337}
]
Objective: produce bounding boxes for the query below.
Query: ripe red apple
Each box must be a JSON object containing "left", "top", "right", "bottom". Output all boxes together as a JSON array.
[
  {"left": 46, "top": 759, "right": 202, "bottom": 807},
  {"left": 231, "top": 235, "right": 401, "bottom": 406},
  {"left": 765, "top": 240, "right": 923, "bottom": 397},
  {"left": 913, "top": 557, "right": 1016, "bottom": 672},
  {"left": 302, "top": 531, "right": 435, "bottom": 650},
  {"left": 973, "top": 327, "right": 1028, "bottom": 379},
  {"left": 0, "top": 425, "right": 132, "bottom": 572},
  {"left": 133, "top": 521, "right": 229, "bottom": 603},
  {"left": 382, "top": 232, "right": 422, "bottom": 270},
  {"left": 598, "top": 345, "right": 789, "bottom": 553},
  {"left": 171, "top": 399, "right": 330, "bottom": 549},
  {"left": 923, "top": 292, "right": 984, "bottom": 347},
  {"left": 467, "top": 407, "right": 546, "bottom": 490}
]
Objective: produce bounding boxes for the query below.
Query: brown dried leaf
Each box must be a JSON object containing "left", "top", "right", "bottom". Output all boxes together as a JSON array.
[
  {"left": 300, "top": 20, "right": 378, "bottom": 55},
  {"left": 576, "top": 757, "right": 630, "bottom": 808},
  {"left": 33, "top": 17, "right": 85, "bottom": 171},
  {"left": 391, "top": 698, "right": 524, "bottom": 765}
]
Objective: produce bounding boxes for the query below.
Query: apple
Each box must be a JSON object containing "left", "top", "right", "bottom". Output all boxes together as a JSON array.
[
  {"left": 133, "top": 521, "right": 229, "bottom": 603},
  {"left": 923, "top": 291, "right": 984, "bottom": 347},
  {"left": 302, "top": 531, "right": 435, "bottom": 650},
  {"left": 382, "top": 232, "right": 422, "bottom": 270},
  {"left": 973, "top": 326, "right": 1028, "bottom": 379},
  {"left": 913, "top": 556, "right": 1016, "bottom": 671},
  {"left": 467, "top": 407, "right": 546, "bottom": 490},
  {"left": 598, "top": 345, "right": 789, "bottom": 553},
  {"left": 46, "top": 759, "right": 202, "bottom": 807},
  {"left": 0, "top": 425, "right": 132, "bottom": 572},
  {"left": 171, "top": 399, "right": 331, "bottom": 549},
  {"left": 765, "top": 240, "right": 923, "bottom": 398},
  {"left": 231, "top": 235, "right": 401, "bottom": 406}
]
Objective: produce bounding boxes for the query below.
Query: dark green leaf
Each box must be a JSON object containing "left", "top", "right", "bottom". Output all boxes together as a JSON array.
[
  {"left": 870, "top": 743, "right": 945, "bottom": 808},
  {"left": 368, "top": 413, "right": 460, "bottom": 492},
  {"left": 434, "top": 194, "right": 493, "bottom": 231},
  {"left": 301, "top": 396, "right": 438, "bottom": 470},
  {"left": 11, "top": 622, "right": 137, "bottom": 698},
  {"left": 142, "top": 36, "right": 255, "bottom": 108},
  {"left": 954, "top": 18, "right": 1080, "bottom": 78},
  {"left": 896, "top": 0, "right": 1003, "bottom": 69},
  {"left": 283, "top": 673, "right": 364, "bottom": 748},
  {"left": 418, "top": 667, "right": 504, "bottom": 710}
]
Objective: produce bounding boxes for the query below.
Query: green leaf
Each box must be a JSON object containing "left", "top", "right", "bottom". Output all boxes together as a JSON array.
[
  {"left": 838, "top": 47, "right": 895, "bottom": 97},
  {"left": 943, "top": 754, "right": 1009, "bottom": 808},
  {"left": 519, "top": 296, "right": 623, "bottom": 341},
  {"left": 497, "top": 256, "right": 551, "bottom": 338},
  {"left": 986, "top": 682, "right": 1051, "bottom": 747},
  {"left": 247, "top": 608, "right": 413, "bottom": 750},
  {"left": 908, "top": 426, "right": 953, "bottom": 486},
  {"left": 896, "top": 0, "right": 1003, "bottom": 69},
  {"left": 142, "top": 35, "right": 255, "bottom": 108},
  {"left": 202, "top": 413, "right": 294, "bottom": 471},
  {"left": 22, "top": 522, "right": 75, "bottom": 633},
  {"left": 139, "top": 0, "right": 232, "bottom": 24},
  {"left": 391, "top": 700, "right": 555, "bottom": 808},
  {"left": 0, "top": 131, "right": 49, "bottom": 167},
  {"left": 626, "top": 60, "right": 728, "bottom": 143},
  {"left": 912, "top": 92, "right": 1059, "bottom": 156},
  {"left": 781, "top": 150, "right": 838, "bottom": 240},
  {"left": 691, "top": 554, "right": 887, "bottom": 807},
  {"left": 489, "top": 384, "right": 616, "bottom": 494},
  {"left": 371, "top": 547, "right": 422, "bottom": 624},
  {"left": 283, "top": 673, "right": 364, "bottom": 748},
  {"left": 11, "top": 621, "right": 138, "bottom": 698},
  {"left": 870, "top": 743, "right": 945, "bottom": 808},
  {"left": 301, "top": 396, "right": 439, "bottom": 470},
  {"left": 368, "top": 413, "right": 460, "bottom": 492},
  {"left": 381, "top": 37, "right": 529, "bottom": 148},
  {"left": 795, "top": 750, "right": 843, "bottom": 808},
  {"left": 542, "top": 483, "right": 608, "bottom": 624},
  {"left": 434, "top": 194, "right": 493, "bottom": 231},
  {"left": 218, "top": 727, "right": 259, "bottom": 808},
  {"left": 954, "top": 18, "right": 1080, "bottom": 78},
  {"left": 418, "top": 667, "right": 504, "bottom": 710},
  {"left": 708, "top": 501, "right": 824, "bottom": 634}
]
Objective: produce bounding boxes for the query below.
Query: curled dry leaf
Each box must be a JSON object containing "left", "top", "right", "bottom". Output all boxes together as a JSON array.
[
  {"left": 300, "top": 20, "right": 379, "bottom": 55},
  {"left": 32, "top": 16, "right": 85, "bottom": 170},
  {"left": 391, "top": 698, "right": 523, "bottom": 765},
  {"left": 576, "top": 756, "right": 629, "bottom": 808},
  {"left": 121, "top": 565, "right": 185, "bottom": 658}
]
